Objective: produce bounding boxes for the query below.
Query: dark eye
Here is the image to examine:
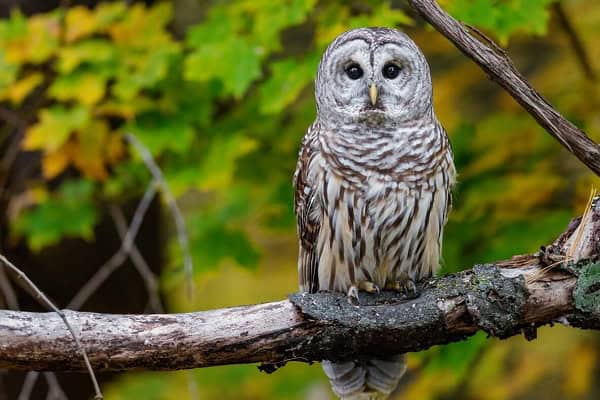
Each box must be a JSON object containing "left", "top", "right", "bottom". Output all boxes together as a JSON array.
[
  {"left": 345, "top": 64, "right": 363, "bottom": 80},
  {"left": 383, "top": 63, "right": 400, "bottom": 79}
]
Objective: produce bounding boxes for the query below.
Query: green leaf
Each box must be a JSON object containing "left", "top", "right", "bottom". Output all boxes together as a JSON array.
[
  {"left": 57, "top": 39, "right": 117, "bottom": 74},
  {"left": 103, "top": 160, "right": 149, "bottom": 200},
  {"left": 185, "top": 36, "right": 262, "bottom": 98},
  {"left": 0, "top": 50, "right": 19, "bottom": 92},
  {"left": 13, "top": 180, "right": 98, "bottom": 250},
  {"left": 251, "top": 0, "right": 318, "bottom": 52},
  {"left": 348, "top": 1, "right": 413, "bottom": 28},
  {"left": 48, "top": 69, "right": 107, "bottom": 106},
  {"left": 0, "top": 9, "right": 28, "bottom": 42},
  {"left": 194, "top": 134, "right": 259, "bottom": 191},
  {"left": 259, "top": 53, "right": 319, "bottom": 114},
  {"left": 449, "top": 0, "right": 554, "bottom": 43},
  {"left": 126, "top": 113, "right": 194, "bottom": 155},
  {"left": 191, "top": 225, "right": 260, "bottom": 271},
  {"left": 113, "top": 45, "right": 180, "bottom": 100}
]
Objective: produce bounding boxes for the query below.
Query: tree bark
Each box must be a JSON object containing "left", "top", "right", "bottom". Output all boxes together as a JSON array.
[
  {"left": 407, "top": 0, "right": 600, "bottom": 176},
  {"left": 0, "top": 198, "right": 599, "bottom": 373},
  {"left": 0, "top": 256, "right": 598, "bottom": 372}
]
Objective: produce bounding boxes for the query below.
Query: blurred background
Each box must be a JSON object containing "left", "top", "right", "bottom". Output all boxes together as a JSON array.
[{"left": 0, "top": 0, "right": 599, "bottom": 399}]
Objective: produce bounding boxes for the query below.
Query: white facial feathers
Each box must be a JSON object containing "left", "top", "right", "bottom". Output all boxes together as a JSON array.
[{"left": 315, "top": 28, "right": 432, "bottom": 124}]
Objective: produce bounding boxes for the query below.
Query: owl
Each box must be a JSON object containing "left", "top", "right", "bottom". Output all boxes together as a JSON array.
[{"left": 293, "top": 28, "right": 456, "bottom": 399}]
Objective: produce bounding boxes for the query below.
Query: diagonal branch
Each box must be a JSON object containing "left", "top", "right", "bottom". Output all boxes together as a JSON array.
[
  {"left": 0, "top": 202, "right": 598, "bottom": 373},
  {"left": 108, "top": 205, "right": 164, "bottom": 313},
  {"left": 407, "top": 0, "right": 600, "bottom": 176},
  {"left": 67, "top": 183, "right": 157, "bottom": 310}
]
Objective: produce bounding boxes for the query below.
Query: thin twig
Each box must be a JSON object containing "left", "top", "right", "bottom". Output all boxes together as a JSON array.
[
  {"left": 0, "top": 254, "right": 103, "bottom": 399},
  {"left": 0, "top": 265, "right": 19, "bottom": 310},
  {"left": 108, "top": 205, "right": 164, "bottom": 313},
  {"left": 186, "top": 371, "right": 200, "bottom": 400},
  {"left": 44, "top": 372, "right": 68, "bottom": 400},
  {"left": 0, "top": 250, "right": 66, "bottom": 400},
  {"left": 125, "top": 133, "right": 195, "bottom": 297},
  {"left": 67, "top": 183, "right": 157, "bottom": 310},
  {"left": 13, "top": 167, "right": 161, "bottom": 400},
  {"left": 17, "top": 371, "right": 39, "bottom": 400}
]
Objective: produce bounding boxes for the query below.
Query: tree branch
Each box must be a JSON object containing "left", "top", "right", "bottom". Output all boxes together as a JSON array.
[
  {"left": 407, "top": 0, "right": 600, "bottom": 176},
  {"left": 0, "top": 200, "right": 598, "bottom": 373}
]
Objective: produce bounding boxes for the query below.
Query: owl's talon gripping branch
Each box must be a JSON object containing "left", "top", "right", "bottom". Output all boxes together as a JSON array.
[
  {"left": 359, "top": 280, "right": 380, "bottom": 293},
  {"left": 385, "top": 279, "right": 420, "bottom": 299},
  {"left": 347, "top": 285, "right": 360, "bottom": 305},
  {"left": 347, "top": 281, "right": 381, "bottom": 304}
]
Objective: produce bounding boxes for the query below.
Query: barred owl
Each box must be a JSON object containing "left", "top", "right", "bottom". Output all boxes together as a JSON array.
[{"left": 293, "top": 28, "right": 456, "bottom": 399}]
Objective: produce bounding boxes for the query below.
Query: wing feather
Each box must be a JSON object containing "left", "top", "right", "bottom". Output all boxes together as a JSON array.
[{"left": 293, "top": 124, "right": 321, "bottom": 293}]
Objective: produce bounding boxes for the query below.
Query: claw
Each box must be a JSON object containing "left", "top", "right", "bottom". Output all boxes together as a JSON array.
[
  {"left": 347, "top": 285, "right": 360, "bottom": 305},
  {"left": 358, "top": 281, "right": 380, "bottom": 293},
  {"left": 404, "top": 279, "right": 419, "bottom": 299},
  {"left": 347, "top": 281, "right": 382, "bottom": 305},
  {"left": 385, "top": 278, "right": 420, "bottom": 299}
]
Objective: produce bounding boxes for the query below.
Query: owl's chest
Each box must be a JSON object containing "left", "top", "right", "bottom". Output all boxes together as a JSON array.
[
  {"left": 312, "top": 156, "right": 424, "bottom": 237},
  {"left": 312, "top": 163, "right": 437, "bottom": 291}
]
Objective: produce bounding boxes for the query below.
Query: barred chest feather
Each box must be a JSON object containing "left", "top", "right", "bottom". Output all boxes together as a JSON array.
[{"left": 309, "top": 121, "right": 454, "bottom": 292}]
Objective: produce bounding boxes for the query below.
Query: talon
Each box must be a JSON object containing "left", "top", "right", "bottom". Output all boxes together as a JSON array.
[
  {"left": 385, "top": 278, "right": 420, "bottom": 299},
  {"left": 347, "top": 285, "right": 360, "bottom": 305},
  {"left": 358, "top": 281, "right": 380, "bottom": 293},
  {"left": 404, "top": 279, "right": 419, "bottom": 299}
]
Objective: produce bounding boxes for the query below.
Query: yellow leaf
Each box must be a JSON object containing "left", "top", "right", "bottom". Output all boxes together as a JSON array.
[
  {"left": 95, "top": 97, "right": 154, "bottom": 119},
  {"left": 72, "top": 120, "right": 111, "bottom": 180},
  {"left": 65, "top": 6, "right": 98, "bottom": 43},
  {"left": 108, "top": 3, "right": 173, "bottom": 48},
  {"left": 57, "top": 39, "right": 116, "bottom": 74},
  {"left": 42, "top": 143, "right": 72, "bottom": 179},
  {"left": 1, "top": 73, "right": 44, "bottom": 105},
  {"left": 5, "top": 13, "right": 60, "bottom": 64},
  {"left": 48, "top": 72, "right": 105, "bottom": 106},
  {"left": 105, "top": 133, "right": 125, "bottom": 164},
  {"left": 23, "top": 106, "right": 89, "bottom": 152}
]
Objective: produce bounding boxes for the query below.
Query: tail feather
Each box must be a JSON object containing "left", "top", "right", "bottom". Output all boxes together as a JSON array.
[
  {"left": 322, "top": 360, "right": 366, "bottom": 396},
  {"left": 366, "top": 355, "right": 407, "bottom": 395},
  {"left": 322, "top": 354, "right": 407, "bottom": 399}
]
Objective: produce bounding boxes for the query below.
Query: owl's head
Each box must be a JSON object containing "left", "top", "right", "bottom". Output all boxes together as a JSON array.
[{"left": 315, "top": 28, "right": 432, "bottom": 124}]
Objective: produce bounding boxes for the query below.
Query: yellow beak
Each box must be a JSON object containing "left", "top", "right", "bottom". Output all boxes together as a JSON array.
[{"left": 369, "top": 84, "right": 378, "bottom": 106}]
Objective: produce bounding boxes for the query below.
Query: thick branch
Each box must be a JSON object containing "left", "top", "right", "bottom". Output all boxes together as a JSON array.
[
  {"left": 0, "top": 257, "right": 598, "bottom": 372},
  {"left": 408, "top": 0, "right": 600, "bottom": 176},
  {"left": 0, "top": 204, "right": 598, "bottom": 374}
]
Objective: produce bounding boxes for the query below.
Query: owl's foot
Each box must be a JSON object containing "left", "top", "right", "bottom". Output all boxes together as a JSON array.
[
  {"left": 347, "top": 281, "right": 380, "bottom": 305},
  {"left": 359, "top": 280, "right": 380, "bottom": 293},
  {"left": 385, "top": 278, "right": 419, "bottom": 299}
]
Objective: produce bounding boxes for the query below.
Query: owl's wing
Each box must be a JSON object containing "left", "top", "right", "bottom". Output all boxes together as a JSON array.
[
  {"left": 436, "top": 122, "right": 456, "bottom": 221},
  {"left": 293, "top": 124, "right": 321, "bottom": 293}
]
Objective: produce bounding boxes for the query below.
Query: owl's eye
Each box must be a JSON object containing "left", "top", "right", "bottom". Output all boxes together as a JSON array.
[
  {"left": 345, "top": 64, "right": 363, "bottom": 80},
  {"left": 383, "top": 63, "right": 401, "bottom": 79}
]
